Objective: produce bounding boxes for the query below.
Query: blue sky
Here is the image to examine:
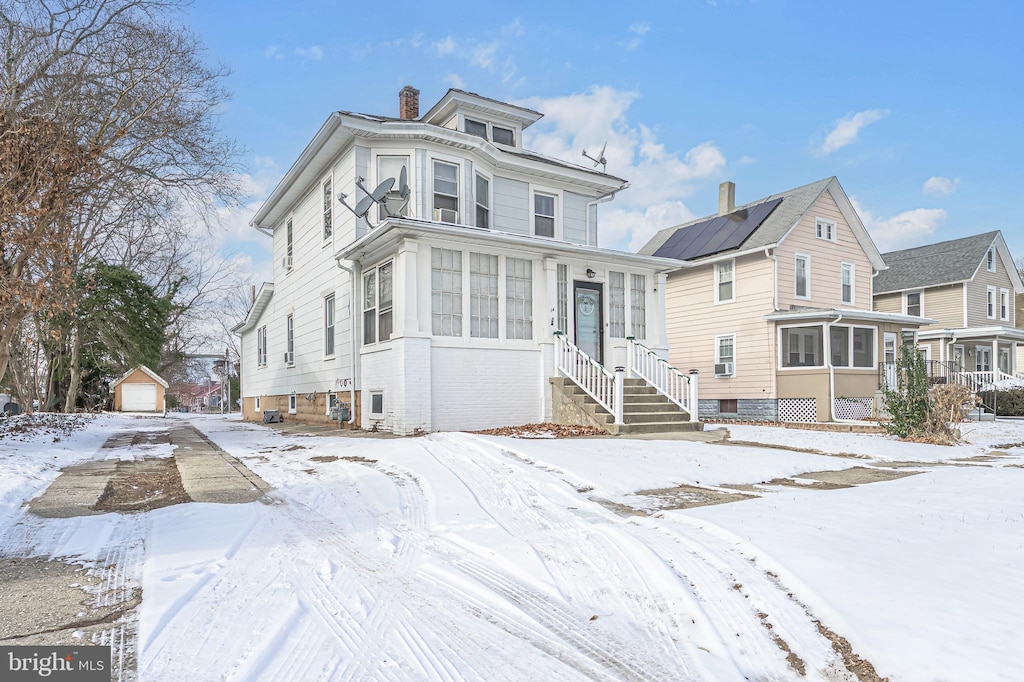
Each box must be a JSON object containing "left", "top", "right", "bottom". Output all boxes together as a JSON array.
[{"left": 186, "top": 1, "right": 1024, "bottom": 282}]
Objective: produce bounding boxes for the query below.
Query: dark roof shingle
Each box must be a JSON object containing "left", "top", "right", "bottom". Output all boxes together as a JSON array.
[{"left": 875, "top": 231, "right": 999, "bottom": 293}]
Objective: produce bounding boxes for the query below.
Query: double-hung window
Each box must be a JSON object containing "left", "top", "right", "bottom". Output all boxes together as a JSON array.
[
  {"left": 534, "top": 194, "right": 555, "bottom": 238},
  {"left": 285, "top": 218, "right": 293, "bottom": 270},
  {"left": 432, "top": 248, "right": 463, "bottom": 336},
  {"left": 609, "top": 272, "right": 626, "bottom": 337},
  {"left": 470, "top": 253, "right": 499, "bottom": 338},
  {"left": 324, "top": 295, "right": 335, "bottom": 355},
  {"left": 433, "top": 161, "right": 459, "bottom": 223},
  {"left": 630, "top": 274, "right": 646, "bottom": 339},
  {"left": 906, "top": 291, "right": 922, "bottom": 317},
  {"left": 987, "top": 286, "right": 996, "bottom": 319},
  {"left": 715, "top": 260, "right": 735, "bottom": 303},
  {"left": 363, "top": 262, "right": 394, "bottom": 344},
  {"left": 987, "top": 248, "right": 996, "bottom": 272},
  {"left": 1000, "top": 288, "right": 1010, "bottom": 321},
  {"left": 795, "top": 254, "right": 810, "bottom": 299},
  {"left": 841, "top": 262, "right": 855, "bottom": 305},
  {"left": 322, "top": 179, "right": 333, "bottom": 240},
  {"left": 257, "top": 325, "right": 267, "bottom": 366},
  {"left": 815, "top": 218, "right": 835, "bottom": 241},
  {"left": 285, "top": 314, "right": 294, "bottom": 364},
  {"left": 716, "top": 334, "right": 735, "bottom": 376},
  {"left": 475, "top": 174, "right": 490, "bottom": 229},
  {"left": 556, "top": 264, "right": 568, "bottom": 333},
  {"left": 506, "top": 257, "right": 533, "bottom": 339}
]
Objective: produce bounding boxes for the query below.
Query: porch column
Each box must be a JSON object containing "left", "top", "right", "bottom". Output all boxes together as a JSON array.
[
  {"left": 1014, "top": 342, "right": 1019, "bottom": 374},
  {"left": 396, "top": 239, "right": 420, "bottom": 336},
  {"left": 653, "top": 272, "right": 669, "bottom": 351},
  {"left": 992, "top": 338, "right": 999, "bottom": 374},
  {"left": 543, "top": 257, "right": 558, "bottom": 341},
  {"left": 540, "top": 258, "right": 558, "bottom": 422}
]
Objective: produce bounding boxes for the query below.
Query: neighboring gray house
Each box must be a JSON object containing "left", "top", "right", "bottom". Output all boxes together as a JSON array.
[{"left": 873, "top": 230, "right": 1024, "bottom": 378}]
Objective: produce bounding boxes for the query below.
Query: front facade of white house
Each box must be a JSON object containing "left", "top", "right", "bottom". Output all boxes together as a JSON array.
[{"left": 233, "top": 87, "right": 680, "bottom": 434}]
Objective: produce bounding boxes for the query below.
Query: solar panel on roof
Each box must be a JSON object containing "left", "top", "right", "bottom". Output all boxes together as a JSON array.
[{"left": 652, "top": 197, "right": 783, "bottom": 261}]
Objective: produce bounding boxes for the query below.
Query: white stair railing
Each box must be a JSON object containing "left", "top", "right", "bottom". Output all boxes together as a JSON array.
[
  {"left": 627, "top": 338, "right": 699, "bottom": 422},
  {"left": 554, "top": 333, "right": 622, "bottom": 424}
]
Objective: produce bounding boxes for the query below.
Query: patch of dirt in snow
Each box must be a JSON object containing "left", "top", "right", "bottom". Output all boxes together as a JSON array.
[
  {"left": 721, "top": 438, "right": 872, "bottom": 460},
  {"left": 757, "top": 610, "right": 807, "bottom": 676},
  {"left": 0, "top": 413, "right": 94, "bottom": 443},
  {"left": 340, "top": 455, "right": 378, "bottom": 464},
  {"left": 309, "top": 455, "right": 340, "bottom": 463},
  {"left": 93, "top": 458, "right": 191, "bottom": 513},
  {"left": 628, "top": 484, "right": 755, "bottom": 512},
  {"left": 730, "top": 467, "right": 922, "bottom": 491},
  {"left": 815, "top": 621, "right": 889, "bottom": 682},
  {"left": 470, "top": 423, "right": 607, "bottom": 438}
]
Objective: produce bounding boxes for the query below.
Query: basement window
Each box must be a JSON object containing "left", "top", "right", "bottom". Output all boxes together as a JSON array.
[
  {"left": 719, "top": 399, "right": 738, "bottom": 414},
  {"left": 370, "top": 391, "right": 384, "bottom": 417},
  {"left": 288, "top": 394, "right": 297, "bottom": 414}
]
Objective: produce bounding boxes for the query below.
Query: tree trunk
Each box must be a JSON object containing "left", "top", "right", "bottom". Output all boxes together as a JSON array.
[
  {"left": 0, "top": 323, "right": 19, "bottom": 390},
  {"left": 63, "top": 328, "right": 82, "bottom": 413}
]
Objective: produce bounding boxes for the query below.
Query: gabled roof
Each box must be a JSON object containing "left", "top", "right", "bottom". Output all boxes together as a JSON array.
[
  {"left": 111, "top": 365, "right": 168, "bottom": 389},
  {"left": 638, "top": 177, "right": 886, "bottom": 270},
  {"left": 231, "top": 283, "right": 274, "bottom": 334},
  {"left": 875, "top": 231, "right": 1024, "bottom": 294},
  {"left": 420, "top": 88, "right": 543, "bottom": 128}
]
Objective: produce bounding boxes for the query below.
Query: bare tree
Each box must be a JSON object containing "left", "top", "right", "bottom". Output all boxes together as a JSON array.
[{"left": 0, "top": 0, "right": 243, "bottom": 391}]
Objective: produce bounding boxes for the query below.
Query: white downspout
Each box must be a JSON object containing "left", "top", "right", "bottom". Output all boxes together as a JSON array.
[
  {"left": 336, "top": 259, "right": 359, "bottom": 424},
  {"left": 826, "top": 312, "right": 844, "bottom": 422},
  {"left": 585, "top": 184, "right": 628, "bottom": 246}
]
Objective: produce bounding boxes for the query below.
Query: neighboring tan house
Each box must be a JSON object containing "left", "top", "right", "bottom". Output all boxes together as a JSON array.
[
  {"left": 873, "top": 231, "right": 1024, "bottom": 381},
  {"left": 640, "top": 177, "right": 932, "bottom": 423},
  {"left": 111, "top": 366, "right": 167, "bottom": 413},
  {"left": 233, "top": 87, "right": 693, "bottom": 435}
]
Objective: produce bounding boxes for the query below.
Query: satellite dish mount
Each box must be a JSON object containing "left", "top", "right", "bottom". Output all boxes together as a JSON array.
[
  {"left": 582, "top": 142, "right": 608, "bottom": 172},
  {"left": 337, "top": 166, "right": 411, "bottom": 228}
]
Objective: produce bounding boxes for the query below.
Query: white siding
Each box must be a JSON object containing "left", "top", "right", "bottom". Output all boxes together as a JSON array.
[
  {"left": 492, "top": 176, "right": 529, "bottom": 234},
  {"left": 563, "top": 191, "right": 588, "bottom": 245},
  {"left": 430, "top": 347, "right": 541, "bottom": 430}
]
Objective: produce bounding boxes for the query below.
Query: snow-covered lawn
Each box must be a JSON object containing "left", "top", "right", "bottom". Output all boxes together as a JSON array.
[{"left": 3, "top": 413, "right": 1023, "bottom": 680}]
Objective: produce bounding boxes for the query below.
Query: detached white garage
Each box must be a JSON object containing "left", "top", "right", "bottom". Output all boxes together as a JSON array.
[{"left": 112, "top": 365, "right": 168, "bottom": 413}]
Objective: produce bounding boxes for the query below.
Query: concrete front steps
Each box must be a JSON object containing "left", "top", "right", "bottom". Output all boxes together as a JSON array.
[{"left": 551, "top": 377, "right": 703, "bottom": 435}]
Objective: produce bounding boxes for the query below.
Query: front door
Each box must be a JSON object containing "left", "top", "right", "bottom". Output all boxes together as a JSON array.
[
  {"left": 999, "top": 346, "right": 1010, "bottom": 374},
  {"left": 952, "top": 344, "right": 965, "bottom": 371},
  {"left": 883, "top": 332, "right": 898, "bottom": 388},
  {"left": 976, "top": 346, "right": 992, "bottom": 372},
  {"left": 574, "top": 282, "right": 603, "bottom": 364}
]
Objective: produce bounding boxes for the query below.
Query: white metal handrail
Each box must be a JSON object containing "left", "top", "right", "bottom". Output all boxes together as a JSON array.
[
  {"left": 627, "top": 338, "right": 699, "bottom": 422},
  {"left": 554, "top": 334, "right": 622, "bottom": 424}
]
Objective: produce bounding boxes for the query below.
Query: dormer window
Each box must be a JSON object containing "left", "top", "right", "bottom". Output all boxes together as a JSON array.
[
  {"left": 987, "top": 248, "right": 996, "bottom": 272},
  {"left": 465, "top": 119, "right": 487, "bottom": 139},
  {"left": 492, "top": 126, "right": 514, "bottom": 146}
]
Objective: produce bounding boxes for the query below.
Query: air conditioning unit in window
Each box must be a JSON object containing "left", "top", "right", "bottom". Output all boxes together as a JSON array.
[
  {"left": 282, "top": 255, "right": 293, "bottom": 270},
  {"left": 283, "top": 351, "right": 294, "bottom": 364},
  {"left": 714, "top": 362, "right": 734, "bottom": 377},
  {"left": 432, "top": 208, "right": 458, "bottom": 224}
]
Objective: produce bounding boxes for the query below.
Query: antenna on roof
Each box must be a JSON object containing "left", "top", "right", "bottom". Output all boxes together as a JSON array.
[
  {"left": 582, "top": 142, "right": 608, "bottom": 172},
  {"left": 337, "top": 170, "right": 411, "bottom": 228}
]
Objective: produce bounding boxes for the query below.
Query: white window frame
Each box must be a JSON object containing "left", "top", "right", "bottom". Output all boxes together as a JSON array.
[
  {"left": 987, "top": 285, "right": 997, "bottom": 319},
  {"left": 361, "top": 260, "right": 393, "bottom": 345},
  {"left": 288, "top": 393, "right": 297, "bottom": 415},
  {"left": 630, "top": 273, "right": 647, "bottom": 339},
  {"left": 285, "top": 217, "right": 293, "bottom": 272},
  {"left": 794, "top": 254, "right": 811, "bottom": 300},
  {"left": 505, "top": 256, "right": 533, "bottom": 340},
  {"left": 608, "top": 271, "right": 626, "bottom": 338},
  {"left": 369, "top": 391, "right": 384, "bottom": 418},
  {"left": 1000, "top": 288, "right": 1010, "bottom": 321},
  {"left": 457, "top": 113, "right": 520, "bottom": 148},
  {"left": 255, "top": 396, "right": 260, "bottom": 411},
  {"left": 715, "top": 259, "right": 735, "bottom": 304},
  {"left": 815, "top": 217, "right": 836, "bottom": 242},
  {"left": 256, "top": 325, "right": 267, "bottom": 367},
  {"left": 432, "top": 247, "right": 463, "bottom": 337},
  {"left": 431, "top": 158, "right": 460, "bottom": 224},
  {"left": 469, "top": 252, "right": 499, "bottom": 339},
  {"left": 987, "top": 248, "right": 996, "bottom": 272},
  {"left": 322, "top": 177, "right": 333, "bottom": 242},
  {"left": 841, "top": 262, "right": 855, "bottom": 306},
  {"left": 324, "top": 294, "right": 336, "bottom": 357},
  {"left": 829, "top": 324, "right": 877, "bottom": 369},
  {"left": 556, "top": 263, "right": 568, "bottom": 334},
  {"left": 374, "top": 153, "right": 412, "bottom": 221},
  {"left": 904, "top": 290, "right": 923, "bottom": 317},
  {"left": 285, "top": 314, "right": 294, "bottom": 365},
  {"left": 715, "top": 333, "right": 736, "bottom": 377},
  {"left": 474, "top": 171, "right": 491, "bottom": 229},
  {"left": 532, "top": 190, "right": 557, "bottom": 238},
  {"left": 778, "top": 324, "right": 825, "bottom": 369}
]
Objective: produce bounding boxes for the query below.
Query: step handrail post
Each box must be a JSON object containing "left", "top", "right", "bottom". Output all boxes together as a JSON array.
[
  {"left": 614, "top": 366, "right": 625, "bottom": 425},
  {"left": 688, "top": 369, "right": 699, "bottom": 422}
]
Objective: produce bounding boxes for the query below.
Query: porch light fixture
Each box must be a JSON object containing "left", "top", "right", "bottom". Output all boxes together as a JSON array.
[{"left": 586, "top": 268, "right": 596, "bottom": 278}]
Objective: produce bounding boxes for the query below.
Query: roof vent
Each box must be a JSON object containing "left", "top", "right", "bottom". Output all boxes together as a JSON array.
[
  {"left": 399, "top": 85, "right": 419, "bottom": 120},
  {"left": 718, "top": 181, "right": 736, "bottom": 215}
]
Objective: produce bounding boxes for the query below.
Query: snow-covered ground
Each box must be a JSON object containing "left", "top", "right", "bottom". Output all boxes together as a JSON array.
[{"left": 3, "top": 413, "right": 1023, "bottom": 680}]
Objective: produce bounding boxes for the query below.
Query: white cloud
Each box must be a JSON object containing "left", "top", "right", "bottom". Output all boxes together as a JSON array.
[
  {"left": 521, "top": 86, "right": 727, "bottom": 251},
  {"left": 922, "top": 176, "right": 960, "bottom": 197},
  {"left": 294, "top": 45, "right": 324, "bottom": 61},
  {"left": 444, "top": 73, "right": 466, "bottom": 90},
  {"left": 433, "top": 36, "right": 456, "bottom": 56},
  {"left": 502, "top": 19, "right": 525, "bottom": 38},
  {"left": 263, "top": 45, "right": 282, "bottom": 60},
  {"left": 621, "top": 21, "right": 651, "bottom": 50},
  {"left": 471, "top": 42, "right": 499, "bottom": 69},
  {"left": 817, "top": 109, "right": 889, "bottom": 155},
  {"left": 629, "top": 21, "right": 651, "bottom": 35},
  {"left": 737, "top": 155, "right": 758, "bottom": 165},
  {"left": 852, "top": 197, "right": 947, "bottom": 253}
]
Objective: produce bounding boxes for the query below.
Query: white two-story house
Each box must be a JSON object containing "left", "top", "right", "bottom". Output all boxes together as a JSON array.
[{"left": 233, "top": 87, "right": 687, "bottom": 434}]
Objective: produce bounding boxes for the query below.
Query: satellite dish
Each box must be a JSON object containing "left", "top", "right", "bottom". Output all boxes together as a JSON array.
[
  {"left": 399, "top": 166, "right": 410, "bottom": 200},
  {"left": 582, "top": 142, "right": 608, "bottom": 172},
  {"left": 354, "top": 195, "right": 374, "bottom": 218},
  {"left": 369, "top": 177, "right": 394, "bottom": 202}
]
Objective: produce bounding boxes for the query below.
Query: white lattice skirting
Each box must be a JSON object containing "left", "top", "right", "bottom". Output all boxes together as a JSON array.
[
  {"left": 778, "top": 398, "right": 817, "bottom": 423},
  {"left": 833, "top": 397, "right": 874, "bottom": 421}
]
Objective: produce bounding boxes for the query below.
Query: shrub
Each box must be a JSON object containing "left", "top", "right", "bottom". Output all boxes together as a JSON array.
[
  {"left": 882, "top": 346, "right": 974, "bottom": 444},
  {"left": 976, "top": 389, "right": 1024, "bottom": 416}
]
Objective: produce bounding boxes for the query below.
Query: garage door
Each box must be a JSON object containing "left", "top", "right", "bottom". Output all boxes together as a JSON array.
[{"left": 122, "top": 383, "right": 157, "bottom": 411}]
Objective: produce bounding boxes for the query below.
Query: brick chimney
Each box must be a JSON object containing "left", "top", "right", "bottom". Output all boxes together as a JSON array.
[
  {"left": 399, "top": 85, "right": 420, "bottom": 120},
  {"left": 718, "top": 181, "right": 736, "bottom": 215}
]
